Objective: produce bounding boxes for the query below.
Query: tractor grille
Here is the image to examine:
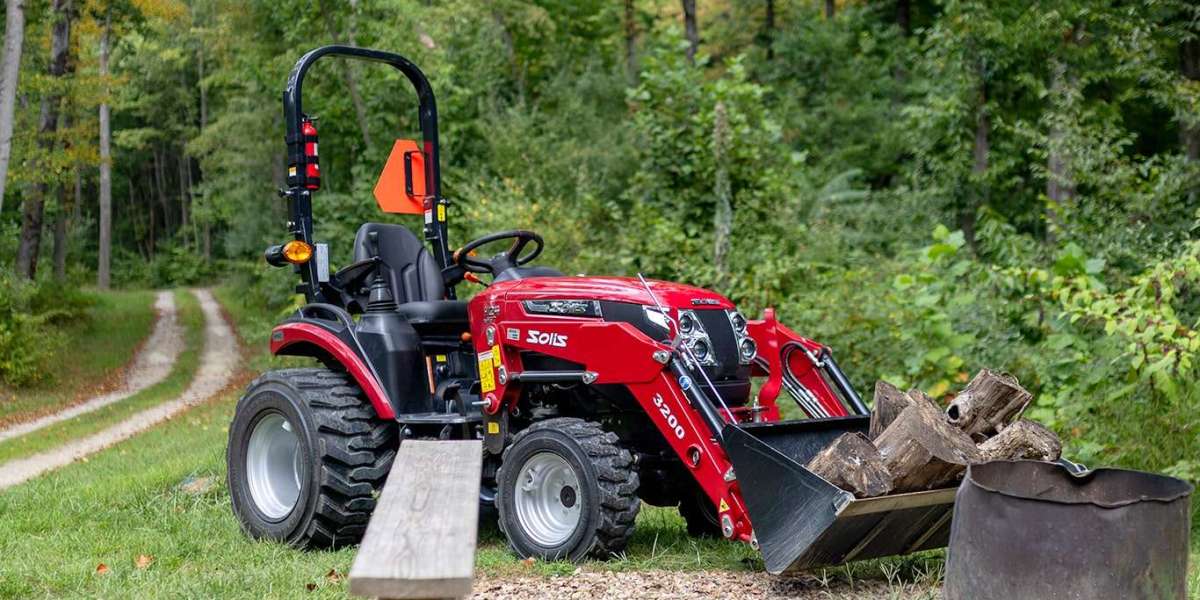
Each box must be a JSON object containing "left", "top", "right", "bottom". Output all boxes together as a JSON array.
[{"left": 600, "top": 302, "right": 750, "bottom": 404}]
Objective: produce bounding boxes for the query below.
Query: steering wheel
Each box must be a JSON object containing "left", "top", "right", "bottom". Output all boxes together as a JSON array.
[{"left": 453, "top": 230, "right": 544, "bottom": 276}]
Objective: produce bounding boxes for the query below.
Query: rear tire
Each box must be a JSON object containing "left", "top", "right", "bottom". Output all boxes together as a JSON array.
[
  {"left": 678, "top": 486, "right": 722, "bottom": 538},
  {"left": 496, "top": 418, "right": 640, "bottom": 561},
  {"left": 227, "top": 368, "right": 396, "bottom": 548}
]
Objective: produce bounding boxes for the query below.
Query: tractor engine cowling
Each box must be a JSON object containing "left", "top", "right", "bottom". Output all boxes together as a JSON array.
[{"left": 597, "top": 300, "right": 753, "bottom": 405}]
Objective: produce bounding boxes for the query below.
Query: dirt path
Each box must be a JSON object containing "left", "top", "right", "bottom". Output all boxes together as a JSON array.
[
  {"left": 0, "top": 289, "right": 237, "bottom": 490},
  {"left": 0, "top": 291, "right": 184, "bottom": 444},
  {"left": 473, "top": 571, "right": 938, "bottom": 599}
]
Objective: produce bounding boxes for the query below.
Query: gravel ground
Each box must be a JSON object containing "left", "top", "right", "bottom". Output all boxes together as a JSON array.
[
  {"left": 473, "top": 570, "right": 940, "bottom": 599},
  {"left": 0, "top": 289, "right": 236, "bottom": 489}
]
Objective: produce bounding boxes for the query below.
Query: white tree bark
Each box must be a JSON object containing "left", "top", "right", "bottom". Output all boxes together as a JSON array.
[
  {"left": 98, "top": 12, "right": 113, "bottom": 289},
  {"left": 0, "top": 0, "right": 27, "bottom": 214}
]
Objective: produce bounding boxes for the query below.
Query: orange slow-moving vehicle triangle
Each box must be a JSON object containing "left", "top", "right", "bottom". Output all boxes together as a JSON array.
[{"left": 373, "top": 139, "right": 427, "bottom": 215}]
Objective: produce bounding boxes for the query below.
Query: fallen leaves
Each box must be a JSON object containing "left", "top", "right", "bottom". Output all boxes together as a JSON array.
[
  {"left": 179, "top": 475, "right": 215, "bottom": 495},
  {"left": 135, "top": 554, "right": 154, "bottom": 569},
  {"left": 94, "top": 563, "right": 109, "bottom": 575}
]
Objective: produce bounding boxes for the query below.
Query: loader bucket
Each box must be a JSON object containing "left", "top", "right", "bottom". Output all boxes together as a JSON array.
[{"left": 723, "top": 416, "right": 957, "bottom": 574}]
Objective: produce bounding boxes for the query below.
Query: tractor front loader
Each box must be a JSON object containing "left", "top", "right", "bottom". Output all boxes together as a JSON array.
[{"left": 226, "top": 46, "right": 957, "bottom": 574}]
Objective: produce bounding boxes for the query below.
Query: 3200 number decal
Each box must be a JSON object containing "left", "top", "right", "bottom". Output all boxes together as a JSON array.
[{"left": 652, "top": 393, "right": 686, "bottom": 439}]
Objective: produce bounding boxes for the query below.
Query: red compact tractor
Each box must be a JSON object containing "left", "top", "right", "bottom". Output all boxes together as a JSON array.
[{"left": 227, "top": 46, "right": 957, "bottom": 574}]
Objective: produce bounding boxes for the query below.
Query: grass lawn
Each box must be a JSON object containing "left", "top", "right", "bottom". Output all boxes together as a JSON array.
[
  {"left": 0, "top": 381, "right": 949, "bottom": 599},
  {"left": 0, "top": 290, "right": 204, "bottom": 464},
  {"left": 0, "top": 289, "right": 157, "bottom": 423},
  {"left": 0, "top": 287, "right": 1192, "bottom": 598}
]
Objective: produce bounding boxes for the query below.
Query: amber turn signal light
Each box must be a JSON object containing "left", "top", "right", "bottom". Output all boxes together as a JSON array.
[{"left": 282, "top": 240, "right": 314, "bottom": 264}]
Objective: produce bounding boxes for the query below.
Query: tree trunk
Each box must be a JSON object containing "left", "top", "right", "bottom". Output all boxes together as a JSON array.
[
  {"left": 318, "top": 0, "right": 372, "bottom": 149},
  {"left": 875, "top": 400, "right": 981, "bottom": 492},
  {"left": 763, "top": 0, "right": 775, "bottom": 60},
  {"left": 197, "top": 47, "right": 207, "bottom": 130},
  {"left": 963, "top": 72, "right": 987, "bottom": 251},
  {"left": 178, "top": 150, "right": 190, "bottom": 247},
  {"left": 623, "top": 0, "right": 639, "bottom": 86},
  {"left": 977, "top": 419, "right": 1062, "bottom": 462},
  {"left": 51, "top": 109, "right": 72, "bottom": 281},
  {"left": 682, "top": 0, "right": 699, "bottom": 64},
  {"left": 1045, "top": 59, "right": 1074, "bottom": 243},
  {"left": 491, "top": 9, "right": 525, "bottom": 103},
  {"left": 1180, "top": 37, "right": 1198, "bottom": 203},
  {"left": 153, "top": 146, "right": 174, "bottom": 235},
  {"left": 824, "top": 0, "right": 835, "bottom": 19},
  {"left": 98, "top": 11, "right": 113, "bottom": 289},
  {"left": 17, "top": 0, "right": 72, "bottom": 280},
  {"left": 0, "top": 0, "right": 27, "bottom": 214},
  {"left": 72, "top": 162, "right": 82, "bottom": 222},
  {"left": 52, "top": 183, "right": 68, "bottom": 280},
  {"left": 945, "top": 369, "right": 1032, "bottom": 441},
  {"left": 806, "top": 432, "right": 893, "bottom": 498},
  {"left": 712, "top": 102, "right": 732, "bottom": 286},
  {"left": 896, "top": 0, "right": 910, "bottom": 36}
]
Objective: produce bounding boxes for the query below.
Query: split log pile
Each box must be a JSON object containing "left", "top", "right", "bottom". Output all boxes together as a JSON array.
[{"left": 805, "top": 370, "right": 1061, "bottom": 498}]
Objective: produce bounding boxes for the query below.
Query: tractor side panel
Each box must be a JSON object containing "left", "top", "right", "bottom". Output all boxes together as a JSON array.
[
  {"left": 270, "top": 322, "right": 397, "bottom": 420},
  {"left": 466, "top": 296, "right": 755, "bottom": 541}
]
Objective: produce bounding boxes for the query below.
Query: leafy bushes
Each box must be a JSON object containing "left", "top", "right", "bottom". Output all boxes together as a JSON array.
[{"left": 0, "top": 274, "right": 97, "bottom": 387}]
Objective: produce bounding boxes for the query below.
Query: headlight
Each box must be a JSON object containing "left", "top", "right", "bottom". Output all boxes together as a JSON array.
[
  {"left": 730, "top": 311, "right": 747, "bottom": 333},
  {"left": 728, "top": 308, "right": 755, "bottom": 364},
  {"left": 523, "top": 299, "right": 602, "bottom": 317},
  {"left": 739, "top": 338, "right": 757, "bottom": 361},
  {"left": 690, "top": 338, "right": 710, "bottom": 361},
  {"left": 678, "top": 312, "right": 697, "bottom": 335}
]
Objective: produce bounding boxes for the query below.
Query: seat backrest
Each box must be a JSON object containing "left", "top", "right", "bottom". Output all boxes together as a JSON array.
[{"left": 353, "top": 223, "right": 445, "bottom": 304}]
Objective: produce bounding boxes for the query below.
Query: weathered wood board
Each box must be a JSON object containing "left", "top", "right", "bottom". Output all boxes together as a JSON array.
[{"left": 349, "top": 439, "right": 483, "bottom": 600}]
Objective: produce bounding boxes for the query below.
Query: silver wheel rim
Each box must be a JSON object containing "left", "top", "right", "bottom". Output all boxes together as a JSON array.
[
  {"left": 246, "top": 412, "right": 303, "bottom": 521},
  {"left": 514, "top": 452, "right": 582, "bottom": 547}
]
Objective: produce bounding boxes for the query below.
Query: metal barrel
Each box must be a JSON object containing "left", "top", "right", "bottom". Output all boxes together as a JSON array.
[
  {"left": 722, "top": 416, "right": 957, "bottom": 574},
  {"left": 944, "top": 460, "right": 1193, "bottom": 600}
]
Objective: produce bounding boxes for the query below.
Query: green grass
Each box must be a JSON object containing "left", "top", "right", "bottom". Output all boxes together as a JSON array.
[
  {"left": 0, "top": 287, "right": 1188, "bottom": 598},
  {"left": 0, "top": 291, "right": 205, "bottom": 464},
  {"left": 0, "top": 289, "right": 157, "bottom": 423},
  {"left": 0, "top": 384, "right": 942, "bottom": 599}
]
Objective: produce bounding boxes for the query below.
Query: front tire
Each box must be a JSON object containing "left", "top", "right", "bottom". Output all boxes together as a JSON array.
[
  {"left": 227, "top": 368, "right": 396, "bottom": 548},
  {"left": 496, "top": 418, "right": 640, "bottom": 561}
]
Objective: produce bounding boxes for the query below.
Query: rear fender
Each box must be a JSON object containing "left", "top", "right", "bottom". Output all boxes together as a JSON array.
[{"left": 270, "top": 321, "right": 397, "bottom": 420}]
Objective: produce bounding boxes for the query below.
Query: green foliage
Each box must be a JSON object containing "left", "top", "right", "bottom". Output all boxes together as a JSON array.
[{"left": 0, "top": 273, "right": 97, "bottom": 387}]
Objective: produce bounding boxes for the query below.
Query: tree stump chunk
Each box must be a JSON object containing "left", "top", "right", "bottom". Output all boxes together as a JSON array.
[
  {"left": 978, "top": 419, "right": 1062, "bottom": 462},
  {"left": 806, "top": 432, "right": 893, "bottom": 498},
  {"left": 945, "top": 369, "right": 1032, "bottom": 441},
  {"left": 875, "top": 400, "right": 981, "bottom": 493}
]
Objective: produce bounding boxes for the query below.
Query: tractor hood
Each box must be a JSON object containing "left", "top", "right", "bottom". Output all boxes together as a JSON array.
[{"left": 498, "top": 276, "right": 734, "bottom": 310}]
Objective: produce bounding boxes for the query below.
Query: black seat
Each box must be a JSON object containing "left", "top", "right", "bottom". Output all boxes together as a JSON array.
[{"left": 353, "top": 223, "right": 468, "bottom": 334}]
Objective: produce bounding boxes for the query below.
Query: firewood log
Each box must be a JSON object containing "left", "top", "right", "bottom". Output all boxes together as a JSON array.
[
  {"left": 875, "top": 400, "right": 981, "bottom": 493},
  {"left": 945, "top": 369, "right": 1032, "bottom": 441},
  {"left": 977, "top": 419, "right": 1062, "bottom": 462},
  {"left": 806, "top": 432, "right": 893, "bottom": 498},
  {"left": 868, "top": 381, "right": 939, "bottom": 440}
]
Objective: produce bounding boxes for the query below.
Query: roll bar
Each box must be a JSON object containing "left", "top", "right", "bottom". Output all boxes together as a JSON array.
[{"left": 281, "top": 45, "right": 452, "bottom": 302}]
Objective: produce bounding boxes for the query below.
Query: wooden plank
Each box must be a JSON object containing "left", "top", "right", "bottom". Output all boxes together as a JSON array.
[{"left": 349, "top": 439, "right": 483, "bottom": 600}]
